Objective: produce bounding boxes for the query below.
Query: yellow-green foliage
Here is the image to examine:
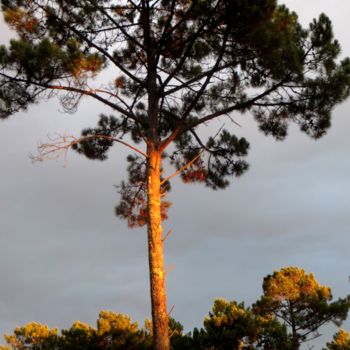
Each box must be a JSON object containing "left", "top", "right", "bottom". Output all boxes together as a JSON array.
[
  {"left": 1, "top": 267, "right": 349, "bottom": 350},
  {"left": 326, "top": 329, "right": 350, "bottom": 350},
  {"left": 97, "top": 310, "right": 138, "bottom": 335},
  {"left": 263, "top": 266, "right": 332, "bottom": 302},
  {"left": 204, "top": 298, "right": 248, "bottom": 329},
  {"left": 4, "top": 322, "right": 58, "bottom": 349},
  {"left": 254, "top": 266, "right": 350, "bottom": 349}
]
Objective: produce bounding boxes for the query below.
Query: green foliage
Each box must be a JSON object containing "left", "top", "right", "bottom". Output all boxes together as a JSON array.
[
  {"left": 60, "top": 321, "right": 98, "bottom": 350},
  {"left": 1, "top": 1, "right": 349, "bottom": 216},
  {"left": 199, "top": 298, "right": 256, "bottom": 349},
  {"left": 253, "top": 267, "right": 350, "bottom": 349},
  {"left": 1, "top": 312, "right": 153, "bottom": 350},
  {"left": 192, "top": 298, "right": 292, "bottom": 350},
  {"left": 253, "top": 316, "right": 292, "bottom": 350},
  {"left": 1, "top": 267, "right": 349, "bottom": 350},
  {"left": 96, "top": 311, "right": 149, "bottom": 350}
]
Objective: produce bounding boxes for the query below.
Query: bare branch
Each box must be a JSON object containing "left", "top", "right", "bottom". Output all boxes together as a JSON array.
[
  {"left": 162, "top": 229, "right": 173, "bottom": 242},
  {"left": 32, "top": 134, "right": 147, "bottom": 163}
]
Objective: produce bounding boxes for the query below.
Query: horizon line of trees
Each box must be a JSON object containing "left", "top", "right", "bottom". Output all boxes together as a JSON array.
[{"left": 1, "top": 266, "right": 350, "bottom": 350}]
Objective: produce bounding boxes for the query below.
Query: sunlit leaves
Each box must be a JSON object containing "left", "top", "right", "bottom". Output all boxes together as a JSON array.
[
  {"left": 4, "top": 323, "right": 58, "bottom": 350},
  {"left": 97, "top": 311, "right": 145, "bottom": 349},
  {"left": 262, "top": 267, "right": 331, "bottom": 302},
  {"left": 1, "top": 312, "right": 153, "bottom": 350},
  {"left": 254, "top": 267, "right": 350, "bottom": 348},
  {"left": 325, "top": 329, "right": 350, "bottom": 350},
  {"left": 202, "top": 298, "right": 256, "bottom": 348},
  {"left": 60, "top": 321, "right": 97, "bottom": 350},
  {"left": 198, "top": 298, "right": 289, "bottom": 349},
  {"left": 1, "top": 267, "right": 350, "bottom": 350},
  {"left": 3, "top": 7, "right": 39, "bottom": 35}
]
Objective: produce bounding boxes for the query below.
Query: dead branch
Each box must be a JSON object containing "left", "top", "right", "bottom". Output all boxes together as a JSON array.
[
  {"left": 32, "top": 133, "right": 147, "bottom": 164},
  {"left": 162, "top": 229, "right": 173, "bottom": 242},
  {"left": 168, "top": 304, "right": 175, "bottom": 316}
]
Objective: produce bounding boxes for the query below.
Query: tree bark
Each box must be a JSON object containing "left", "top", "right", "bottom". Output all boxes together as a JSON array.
[
  {"left": 146, "top": 146, "right": 170, "bottom": 350},
  {"left": 289, "top": 302, "right": 300, "bottom": 350}
]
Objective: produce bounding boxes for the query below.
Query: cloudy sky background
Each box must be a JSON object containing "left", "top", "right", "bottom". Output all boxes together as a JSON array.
[{"left": 1, "top": 1, "right": 350, "bottom": 348}]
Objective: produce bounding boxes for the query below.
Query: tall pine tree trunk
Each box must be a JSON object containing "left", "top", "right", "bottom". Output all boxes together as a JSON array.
[{"left": 146, "top": 146, "right": 170, "bottom": 350}]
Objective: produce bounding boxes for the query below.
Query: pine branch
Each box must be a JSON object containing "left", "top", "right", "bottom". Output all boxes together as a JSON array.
[
  {"left": 185, "top": 79, "right": 290, "bottom": 131},
  {"left": 163, "top": 63, "right": 231, "bottom": 97},
  {"left": 85, "top": 0, "right": 146, "bottom": 52},
  {"left": 0, "top": 72, "right": 145, "bottom": 125},
  {"left": 180, "top": 28, "right": 230, "bottom": 121},
  {"left": 160, "top": 2, "right": 221, "bottom": 89}
]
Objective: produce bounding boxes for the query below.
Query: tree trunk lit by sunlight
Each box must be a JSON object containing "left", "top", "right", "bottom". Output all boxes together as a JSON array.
[{"left": 146, "top": 147, "right": 169, "bottom": 350}]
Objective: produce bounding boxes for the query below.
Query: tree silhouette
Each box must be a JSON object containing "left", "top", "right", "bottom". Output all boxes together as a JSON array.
[{"left": 1, "top": 0, "right": 350, "bottom": 348}]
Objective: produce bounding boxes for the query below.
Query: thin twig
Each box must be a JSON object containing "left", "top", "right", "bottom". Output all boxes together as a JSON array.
[
  {"left": 162, "top": 229, "right": 173, "bottom": 242},
  {"left": 168, "top": 305, "right": 175, "bottom": 316}
]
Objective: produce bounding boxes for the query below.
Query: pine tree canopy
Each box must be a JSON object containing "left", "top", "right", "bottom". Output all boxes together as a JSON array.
[
  {"left": 254, "top": 267, "right": 350, "bottom": 348},
  {"left": 1, "top": 2, "right": 350, "bottom": 218}
]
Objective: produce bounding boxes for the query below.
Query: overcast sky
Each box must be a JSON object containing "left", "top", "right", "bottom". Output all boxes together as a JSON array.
[{"left": 1, "top": 1, "right": 350, "bottom": 348}]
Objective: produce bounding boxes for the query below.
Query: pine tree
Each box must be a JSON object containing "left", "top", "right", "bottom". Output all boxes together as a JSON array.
[
  {"left": 253, "top": 267, "right": 350, "bottom": 350},
  {"left": 1, "top": 1, "right": 350, "bottom": 348}
]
